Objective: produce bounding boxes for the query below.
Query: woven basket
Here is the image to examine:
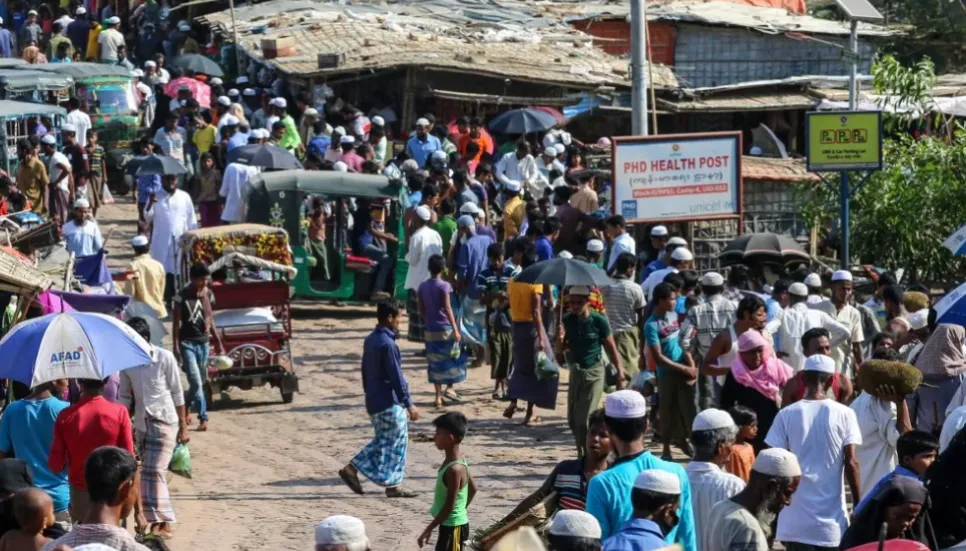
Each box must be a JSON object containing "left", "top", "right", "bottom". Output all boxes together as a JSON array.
[{"left": 473, "top": 492, "right": 558, "bottom": 551}]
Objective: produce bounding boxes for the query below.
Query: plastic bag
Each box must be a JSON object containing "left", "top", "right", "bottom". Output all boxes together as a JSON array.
[
  {"left": 169, "top": 444, "right": 192, "bottom": 479},
  {"left": 534, "top": 331, "right": 560, "bottom": 381}
]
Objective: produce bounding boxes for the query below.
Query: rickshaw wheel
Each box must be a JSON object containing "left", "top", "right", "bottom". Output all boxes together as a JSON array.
[{"left": 281, "top": 390, "right": 294, "bottom": 404}]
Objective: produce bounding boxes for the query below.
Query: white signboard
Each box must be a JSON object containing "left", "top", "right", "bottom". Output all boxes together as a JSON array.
[{"left": 612, "top": 132, "right": 742, "bottom": 223}]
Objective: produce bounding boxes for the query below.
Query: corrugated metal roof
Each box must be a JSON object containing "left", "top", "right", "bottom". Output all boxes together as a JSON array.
[
  {"left": 743, "top": 156, "right": 818, "bottom": 182},
  {"left": 658, "top": 89, "right": 817, "bottom": 112}
]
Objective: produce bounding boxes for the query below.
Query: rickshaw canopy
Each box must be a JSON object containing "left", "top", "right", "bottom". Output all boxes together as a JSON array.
[
  {"left": 180, "top": 224, "right": 293, "bottom": 269},
  {"left": 0, "top": 59, "right": 27, "bottom": 69},
  {"left": 0, "top": 69, "right": 73, "bottom": 93},
  {"left": 0, "top": 99, "right": 66, "bottom": 118},
  {"left": 21, "top": 63, "right": 133, "bottom": 80},
  {"left": 247, "top": 170, "right": 402, "bottom": 200}
]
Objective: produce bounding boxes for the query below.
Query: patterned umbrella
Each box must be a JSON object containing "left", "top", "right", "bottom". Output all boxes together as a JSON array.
[{"left": 163, "top": 76, "right": 211, "bottom": 108}]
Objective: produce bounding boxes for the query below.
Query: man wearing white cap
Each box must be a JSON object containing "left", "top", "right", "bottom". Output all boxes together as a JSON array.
[
  {"left": 641, "top": 246, "right": 693, "bottom": 301},
  {"left": 122, "top": 235, "right": 167, "bottom": 318},
  {"left": 503, "top": 179, "right": 526, "bottom": 240},
  {"left": 812, "top": 270, "right": 865, "bottom": 378},
  {"left": 680, "top": 271, "right": 736, "bottom": 409},
  {"left": 404, "top": 205, "right": 443, "bottom": 343},
  {"left": 604, "top": 469, "right": 683, "bottom": 551},
  {"left": 40, "top": 133, "right": 72, "bottom": 223},
  {"left": 548, "top": 510, "right": 602, "bottom": 551},
  {"left": 765, "top": 354, "right": 861, "bottom": 551},
  {"left": 315, "top": 515, "right": 370, "bottom": 551},
  {"left": 97, "top": 16, "right": 124, "bottom": 63},
  {"left": 774, "top": 282, "right": 850, "bottom": 372},
  {"left": 639, "top": 226, "right": 671, "bottom": 283},
  {"left": 803, "top": 273, "right": 824, "bottom": 305},
  {"left": 406, "top": 118, "right": 442, "bottom": 169},
  {"left": 687, "top": 409, "right": 745, "bottom": 551},
  {"left": 272, "top": 97, "right": 302, "bottom": 152},
  {"left": 586, "top": 390, "right": 696, "bottom": 548},
  {"left": 706, "top": 449, "right": 801, "bottom": 551},
  {"left": 536, "top": 146, "right": 565, "bottom": 183},
  {"left": 496, "top": 141, "right": 542, "bottom": 199},
  {"left": 61, "top": 198, "right": 103, "bottom": 257},
  {"left": 67, "top": 8, "right": 91, "bottom": 55},
  {"left": 219, "top": 159, "right": 260, "bottom": 224}
]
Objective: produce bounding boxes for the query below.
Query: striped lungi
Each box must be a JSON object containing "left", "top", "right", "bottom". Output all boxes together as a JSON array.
[
  {"left": 425, "top": 323, "right": 468, "bottom": 385},
  {"left": 407, "top": 289, "right": 425, "bottom": 343},
  {"left": 351, "top": 405, "right": 409, "bottom": 487},
  {"left": 138, "top": 418, "right": 178, "bottom": 523}
]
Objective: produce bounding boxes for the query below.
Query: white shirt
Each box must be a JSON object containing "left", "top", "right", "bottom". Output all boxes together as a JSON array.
[
  {"left": 495, "top": 151, "right": 542, "bottom": 197},
  {"left": 48, "top": 152, "right": 71, "bottom": 192},
  {"left": 97, "top": 28, "right": 125, "bottom": 61},
  {"left": 61, "top": 219, "right": 104, "bottom": 257},
  {"left": 607, "top": 232, "right": 636, "bottom": 272},
  {"left": 219, "top": 163, "right": 260, "bottom": 222},
  {"left": 118, "top": 345, "right": 185, "bottom": 432},
  {"left": 812, "top": 300, "right": 865, "bottom": 377},
  {"left": 776, "top": 302, "right": 851, "bottom": 372},
  {"left": 941, "top": 404, "right": 966, "bottom": 452},
  {"left": 66, "top": 110, "right": 92, "bottom": 147},
  {"left": 706, "top": 499, "right": 769, "bottom": 551},
  {"left": 686, "top": 462, "right": 745, "bottom": 551},
  {"left": 642, "top": 266, "right": 679, "bottom": 301},
  {"left": 850, "top": 391, "right": 900, "bottom": 501},
  {"left": 765, "top": 399, "right": 862, "bottom": 547},
  {"left": 404, "top": 225, "right": 443, "bottom": 290},
  {"left": 146, "top": 188, "right": 197, "bottom": 273}
]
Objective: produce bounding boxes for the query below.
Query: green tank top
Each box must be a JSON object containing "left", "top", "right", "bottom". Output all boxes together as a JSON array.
[{"left": 429, "top": 458, "right": 469, "bottom": 527}]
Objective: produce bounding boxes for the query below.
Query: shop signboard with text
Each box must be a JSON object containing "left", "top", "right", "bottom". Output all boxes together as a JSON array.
[{"left": 612, "top": 132, "right": 743, "bottom": 224}]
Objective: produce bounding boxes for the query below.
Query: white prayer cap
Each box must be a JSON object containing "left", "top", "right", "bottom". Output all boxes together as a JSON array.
[
  {"left": 542, "top": 132, "right": 558, "bottom": 149},
  {"left": 145, "top": 60, "right": 157, "bottom": 68},
  {"left": 257, "top": 128, "right": 271, "bottom": 139},
  {"left": 605, "top": 390, "right": 647, "bottom": 419},
  {"left": 304, "top": 108, "right": 319, "bottom": 117},
  {"left": 752, "top": 448, "right": 802, "bottom": 478},
  {"left": 460, "top": 203, "right": 480, "bottom": 215},
  {"left": 131, "top": 235, "right": 149, "bottom": 247},
  {"left": 108, "top": 16, "right": 121, "bottom": 24},
  {"left": 549, "top": 510, "right": 601, "bottom": 539},
  {"left": 333, "top": 161, "right": 348, "bottom": 173},
  {"left": 560, "top": 131, "right": 572, "bottom": 145},
  {"left": 76, "top": 7, "right": 86, "bottom": 14},
  {"left": 457, "top": 215, "right": 474, "bottom": 228},
  {"left": 569, "top": 285, "right": 592, "bottom": 297},
  {"left": 692, "top": 408, "right": 736, "bottom": 432},
  {"left": 909, "top": 309, "right": 930, "bottom": 331},
  {"left": 788, "top": 282, "right": 808, "bottom": 297},
  {"left": 75, "top": 545, "right": 122, "bottom": 551},
  {"left": 273, "top": 97, "right": 288, "bottom": 108},
  {"left": 431, "top": 149, "right": 448, "bottom": 162},
  {"left": 415, "top": 206, "right": 432, "bottom": 222},
  {"left": 242, "top": 88, "right": 256, "bottom": 96},
  {"left": 633, "top": 470, "right": 681, "bottom": 495},
  {"left": 236, "top": 76, "right": 249, "bottom": 84},
  {"left": 178, "top": 22, "right": 191, "bottom": 31},
  {"left": 401, "top": 159, "right": 419, "bottom": 172},
  {"left": 651, "top": 225, "right": 668, "bottom": 237},
  {"left": 334, "top": 126, "right": 346, "bottom": 136},
  {"left": 543, "top": 147, "right": 556, "bottom": 157},
  {"left": 73, "top": 198, "right": 90, "bottom": 209},
  {"left": 415, "top": 117, "right": 430, "bottom": 128},
  {"left": 340, "top": 135, "right": 355, "bottom": 145},
  {"left": 803, "top": 354, "right": 836, "bottom": 374},
  {"left": 27, "top": 10, "right": 38, "bottom": 16},
  {"left": 671, "top": 248, "right": 693, "bottom": 262},
  {"left": 372, "top": 115, "right": 385, "bottom": 126},
  {"left": 804, "top": 273, "right": 822, "bottom": 287},
  {"left": 586, "top": 239, "right": 604, "bottom": 253},
  {"left": 558, "top": 251, "right": 573, "bottom": 259},
  {"left": 216, "top": 96, "right": 231, "bottom": 107},
  {"left": 505, "top": 180, "right": 522, "bottom": 193},
  {"left": 40, "top": 134, "right": 56, "bottom": 145},
  {"left": 701, "top": 272, "right": 724, "bottom": 287},
  {"left": 0, "top": 17, "right": 4, "bottom": 24},
  {"left": 831, "top": 270, "right": 852, "bottom": 282},
  {"left": 554, "top": 143, "right": 566, "bottom": 155},
  {"left": 315, "top": 515, "right": 368, "bottom": 547},
  {"left": 210, "top": 77, "right": 223, "bottom": 86},
  {"left": 61, "top": 123, "right": 76, "bottom": 133},
  {"left": 133, "top": 68, "right": 144, "bottom": 77},
  {"left": 227, "top": 88, "right": 240, "bottom": 97},
  {"left": 220, "top": 114, "right": 239, "bottom": 127},
  {"left": 668, "top": 236, "right": 688, "bottom": 247}
]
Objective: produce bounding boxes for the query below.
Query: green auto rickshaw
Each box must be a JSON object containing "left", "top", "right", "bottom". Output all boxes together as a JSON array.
[
  {"left": 21, "top": 63, "right": 141, "bottom": 194},
  {"left": 0, "top": 100, "right": 66, "bottom": 175},
  {"left": 245, "top": 169, "right": 409, "bottom": 303},
  {"left": 0, "top": 68, "right": 73, "bottom": 103}
]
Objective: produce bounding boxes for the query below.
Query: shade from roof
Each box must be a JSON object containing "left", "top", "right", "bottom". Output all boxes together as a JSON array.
[
  {"left": 743, "top": 156, "right": 818, "bottom": 182},
  {"left": 0, "top": 100, "right": 67, "bottom": 118},
  {"left": 248, "top": 170, "right": 403, "bottom": 199},
  {"left": 21, "top": 62, "right": 132, "bottom": 80}
]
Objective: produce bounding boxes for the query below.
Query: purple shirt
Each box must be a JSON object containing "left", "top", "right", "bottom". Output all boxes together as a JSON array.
[{"left": 418, "top": 278, "right": 453, "bottom": 328}]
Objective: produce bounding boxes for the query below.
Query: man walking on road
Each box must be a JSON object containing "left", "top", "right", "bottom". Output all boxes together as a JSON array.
[{"left": 340, "top": 301, "right": 420, "bottom": 498}]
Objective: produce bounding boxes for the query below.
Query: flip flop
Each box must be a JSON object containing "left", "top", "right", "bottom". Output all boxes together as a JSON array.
[
  {"left": 443, "top": 391, "right": 463, "bottom": 403},
  {"left": 339, "top": 467, "right": 365, "bottom": 495},
  {"left": 502, "top": 405, "right": 518, "bottom": 419},
  {"left": 386, "top": 487, "right": 418, "bottom": 498}
]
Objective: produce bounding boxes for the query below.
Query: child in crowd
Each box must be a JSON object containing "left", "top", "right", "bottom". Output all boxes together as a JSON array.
[
  {"left": 726, "top": 405, "right": 758, "bottom": 482},
  {"left": 854, "top": 429, "right": 938, "bottom": 514},
  {"left": 419, "top": 412, "right": 475, "bottom": 551},
  {"left": 0, "top": 488, "right": 54, "bottom": 551},
  {"left": 474, "top": 243, "right": 516, "bottom": 400}
]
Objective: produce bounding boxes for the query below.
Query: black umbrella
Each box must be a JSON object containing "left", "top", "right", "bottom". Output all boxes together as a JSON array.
[
  {"left": 717, "top": 233, "right": 810, "bottom": 265},
  {"left": 227, "top": 144, "right": 303, "bottom": 170},
  {"left": 134, "top": 155, "right": 187, "bottom": 176},
  {"left": 513, "top": 258, "right": 612, "bottom": 288},
  {"left": 170, "top": 54, "right": 224, "bottom": 77},
  {"left": 488, "top": 108, "right": 558, "bottom": 135}
]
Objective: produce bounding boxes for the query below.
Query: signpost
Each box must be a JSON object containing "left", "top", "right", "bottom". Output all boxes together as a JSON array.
[
  {"left": 805, "top": 111, "right": 884, "bottom": 268},
  {"left": 612, "top": 132, "right": 742, "bottom": 224}
]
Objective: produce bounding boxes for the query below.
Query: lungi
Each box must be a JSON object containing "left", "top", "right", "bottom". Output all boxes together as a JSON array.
[
  {"left": 407, "top": 289, "right": 424, "bottom": 343},
  {"left": 199, "top": 201, "right": 222, "bottom": 228},
  {"left": 507, "top": 322, "right": 558, "bottom": 409},
  {"left": 568, "top": 359, "right": 605, "bottom": 455},
  {"left": 489, "top": 330, "right": 512, "bottom": 380},
  {"left": 613, "top": 329, "right": 641, "bottom": 380},
  {"left": 657, "top": 368, "right": 697, "bottom": 443},
  {"left": 425, "top": 323, "right": 468, "bottom": 384},
  {"left": 49, "top": 187, "right": 70, "bottom": 224},
  {"left": 138, "top": 418, "right": 178, "bottom": 523},
  {"left": 351, "top": 405, "right": 409, "bottom": 487}
]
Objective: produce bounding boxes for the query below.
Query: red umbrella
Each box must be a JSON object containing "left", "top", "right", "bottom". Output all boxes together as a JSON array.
[
  {"left": 446, "top": 119, "right": 495, "bottom": 155},
  {"left": 529, "top": 105, "right": 568, "bottom": 124},
  {"left": 844, "top": 540, "right": 930, "bottom": 551},
  {"left": 163, "top": 77, "right": 211, "bottom": 109}
]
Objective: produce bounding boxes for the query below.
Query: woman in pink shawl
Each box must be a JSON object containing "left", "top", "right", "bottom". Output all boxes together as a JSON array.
[{"left": 720, "top": 329, "right": 793, "bottom": 451}]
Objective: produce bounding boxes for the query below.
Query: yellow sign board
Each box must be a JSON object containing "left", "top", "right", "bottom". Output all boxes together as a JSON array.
[{"left": 806, "top": 111, "right": 882, "bottom": 172}]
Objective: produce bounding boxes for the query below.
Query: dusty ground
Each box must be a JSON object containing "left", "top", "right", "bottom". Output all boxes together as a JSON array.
[{"left": 97, "top": 197, "right": 669, "bottom": 551}]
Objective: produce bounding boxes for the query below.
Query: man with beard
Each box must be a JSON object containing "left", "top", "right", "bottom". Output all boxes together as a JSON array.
[
  {"left": 603, "top": 470, "right": 682, "bottom": 551},
  {"left": 706, "top": 448, "right": 802, "bottom": 551}
]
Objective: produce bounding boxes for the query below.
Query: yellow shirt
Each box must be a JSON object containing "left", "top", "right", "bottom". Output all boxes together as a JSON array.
[
  {"left": 86, "top": 25, "right": 102, "bottom": 61},
  {"left": 192, "top": 125, "right": 217, "bottom": 154},
  {"left": 508, "top": 281, "right": 542, "bottom": 323},
  {"left": 123, "top": 254, "right": 168, "bottom": 318},
  {"left": 503, "top": 195, "right": 525, "bottom": 239},
  {"left": 16, "top": 156, "right": 48, "bottom": 215}
]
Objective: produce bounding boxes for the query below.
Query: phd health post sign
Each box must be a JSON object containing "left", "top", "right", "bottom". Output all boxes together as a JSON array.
[
  {"left": 612, "top": 132, "right": 742, "bottom": 223},
  {"left": 805, "top": 111, "right": 883, "bottom": 171}
]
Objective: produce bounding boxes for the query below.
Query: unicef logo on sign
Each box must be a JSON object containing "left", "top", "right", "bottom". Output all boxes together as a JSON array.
[{"left": 50, "top": 347, "right": 84, "bottom": 366}]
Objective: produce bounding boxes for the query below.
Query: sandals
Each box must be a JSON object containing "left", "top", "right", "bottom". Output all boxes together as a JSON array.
[
  {"left": 503, "top": 404, "right": 518, "bottom": 419},
  {"left": 385, "top": 487, "right": 418, "bottom": 498},
  {"left": 443, "top": 390, "right": 463, "bottom": 404},
  {"left": 339, "top": 467, "right": 365, "bottom": 495}
]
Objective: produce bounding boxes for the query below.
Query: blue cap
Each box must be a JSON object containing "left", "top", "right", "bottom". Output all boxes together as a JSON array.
[{"left": 457, "top": 215, "right": 474, "bottom": 228}]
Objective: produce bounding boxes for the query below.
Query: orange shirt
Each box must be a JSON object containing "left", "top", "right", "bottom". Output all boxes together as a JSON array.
[
  {"left": 725, "top": 441, "right": 756, "bottom": 482},
  {"left": 457, "top": 134, "right": 487, "bottom": 163}
]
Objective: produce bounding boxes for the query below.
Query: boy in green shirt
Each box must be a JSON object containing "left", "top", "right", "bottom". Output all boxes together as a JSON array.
[{"left": 419, "top": 412, "right": 476, "bottom": 551}]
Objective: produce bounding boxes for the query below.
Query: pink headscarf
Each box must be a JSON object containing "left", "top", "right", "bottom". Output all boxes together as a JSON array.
[{"left": 731, "top": 329, "right": 792, "bottom": 402}]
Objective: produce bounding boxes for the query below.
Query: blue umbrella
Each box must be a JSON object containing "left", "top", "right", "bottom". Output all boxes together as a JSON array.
[
  {"left": 488, "top": 108, "right": 558, "bottom": 135},
  {"left": 934, "top": 281, "right": 966, "bottom": 327},
  {"left": 0, "top": 312, "right": 153, "bottom": 386},
  {"left": 942, "top": 224, "right": 966, "bottom": 255}
]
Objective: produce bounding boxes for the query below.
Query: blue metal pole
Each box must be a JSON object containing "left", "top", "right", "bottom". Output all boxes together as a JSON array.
[{"left": 840, "top": 172, "right": 850, "bottom": 270}]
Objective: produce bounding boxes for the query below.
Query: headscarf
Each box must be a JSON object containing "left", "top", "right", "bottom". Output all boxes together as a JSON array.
[
  {"left": 915, "top": 324, "right": 966, "bottom": 378},
  {"left": 22, "top": 46, "right": 46, "bottom": 64},
  {"left": 841, "top": 476, "right": 935, "bottom": 550},
  {"left": 730, "top": 329, "right": 792, "bottom": 402}
]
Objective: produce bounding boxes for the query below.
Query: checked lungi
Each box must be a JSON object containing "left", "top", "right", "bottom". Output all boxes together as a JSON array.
[
  {"left": 351, "top": 405, "right": 409, "bottom": 487},
  {"left": 137, "top": 418, "right": 178, "bottom": 523},
  {"left": 407, "top": 290, "right": 425, "bottom": 343}
]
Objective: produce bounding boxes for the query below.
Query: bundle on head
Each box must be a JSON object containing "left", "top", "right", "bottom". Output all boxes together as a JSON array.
[
  {"left": 905, "top": 291, "right": 930, "bottom": 313},
  {"left": 857, "top": 359, "right": 923, "bottom": 396}
]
